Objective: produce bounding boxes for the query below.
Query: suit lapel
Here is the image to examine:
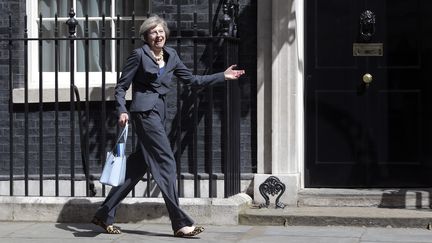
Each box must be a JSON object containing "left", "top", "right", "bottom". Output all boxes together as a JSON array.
[
  {"left": 142, "top": 44, "right": 158, "bottom": 65},
  {"left": 163, "top": 47, "right": 175, "bottom": 71},
  {"left": 142, "top": 43, "right": 175, "bottom": 70},
  {"left": 141, "top": 44, "right": 175, "bottom": 85}
]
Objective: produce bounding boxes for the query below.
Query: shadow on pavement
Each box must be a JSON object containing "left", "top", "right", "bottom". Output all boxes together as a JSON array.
[{"left": 55, "top": 223, "right": 102, "bottom": 238}]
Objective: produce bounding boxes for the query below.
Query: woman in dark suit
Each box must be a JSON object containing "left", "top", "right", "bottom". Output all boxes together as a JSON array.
[{"left": 92, "top": 15, "right": 245, "bottom": 237}]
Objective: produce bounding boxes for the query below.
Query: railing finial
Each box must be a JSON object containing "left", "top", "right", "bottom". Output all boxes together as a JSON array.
[
  {"left": 219, "top": 0, "right": 238, "bottom": 37},
  {"left": 66, "top": 8, "right": 78, "bottom": 37},
  {"left": 220, "top": 2, "right": 231, "bottom": 36}
]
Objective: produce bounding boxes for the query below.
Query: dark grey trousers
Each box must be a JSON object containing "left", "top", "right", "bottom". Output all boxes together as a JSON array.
[{"left": 94, "top": 98, "right": 194, "bottom": 232}]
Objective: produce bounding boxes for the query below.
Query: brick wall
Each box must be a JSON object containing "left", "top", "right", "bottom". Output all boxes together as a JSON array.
[
  {"left": 0, "top": 0, "right": 257, "bottom": 178},
  {"left": 0, "top": 0, "right": 26, "bottom": 175}
]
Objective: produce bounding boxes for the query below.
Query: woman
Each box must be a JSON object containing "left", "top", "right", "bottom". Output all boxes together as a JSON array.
[{"left": 92, "top": 15, "right": 245, "bottom": 237}]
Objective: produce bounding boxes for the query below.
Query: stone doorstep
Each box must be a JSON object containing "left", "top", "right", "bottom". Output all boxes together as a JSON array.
[
  {"left": 239, "top": 207, "right": 432, "bottom": 229},
  {"left": 0, "top": 193, "right": 252, "bottom": 225},
  {"left": 298, "top": 188, "right": 432, "bottom": 208},
  {"left": 243, "top": 188, "right": 432, "bottom": 228}
]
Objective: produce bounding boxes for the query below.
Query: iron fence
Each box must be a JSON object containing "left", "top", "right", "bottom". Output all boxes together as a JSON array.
[{"left": 2, "top": 0, "right": 241, "bottom": 198}]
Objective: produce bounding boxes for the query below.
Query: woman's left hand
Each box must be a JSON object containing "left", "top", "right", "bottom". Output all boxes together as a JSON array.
[{"left": 224, "top": 64, "right": 245, "bottom": 80}]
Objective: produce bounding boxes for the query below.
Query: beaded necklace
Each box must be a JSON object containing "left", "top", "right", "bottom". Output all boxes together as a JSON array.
[{"left": 152, "top": 50, "right": 164, "bottom": 62}]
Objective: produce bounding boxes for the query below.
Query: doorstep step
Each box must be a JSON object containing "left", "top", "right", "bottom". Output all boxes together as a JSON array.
[
  {"left": 298, "top": 188, "right": 432, "bottom": 208},
  {"left": 239, "top": 207, "right": 432, "bottom": 228}
]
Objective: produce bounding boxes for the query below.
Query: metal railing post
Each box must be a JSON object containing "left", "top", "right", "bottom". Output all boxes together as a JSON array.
[
  {"left": 54, "top": 13, "right": 60, "bottom": 196},
  {"left": 66, "top": 8, "right": 78, "bottom": 196},
  {"left": 176, "top": 1, "right": 183, "bottom": 198},
  {"left": 8, "top": 14, "right": 14, "bottom": 196},
  {"left": 38, "top": 13, "right": 44, "bottom": 196},
  {"left": 24, "top": 15, "right": 29, "bottom": 196},
  {"left": 221, "top": 0, "right": 241, "bottom": 198},
  {"left": 206, "top": 0, "right": 215, "bottom": 198}
]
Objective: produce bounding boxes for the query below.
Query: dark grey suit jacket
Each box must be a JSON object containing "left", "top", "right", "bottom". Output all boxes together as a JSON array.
[{"left": 115, "top": 43, "right": 225, "bottom": 116}]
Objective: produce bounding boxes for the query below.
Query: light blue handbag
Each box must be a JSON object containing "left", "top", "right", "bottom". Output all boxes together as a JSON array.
[{"left": 99, "top": 123, "right": 128, "bottom": 187}]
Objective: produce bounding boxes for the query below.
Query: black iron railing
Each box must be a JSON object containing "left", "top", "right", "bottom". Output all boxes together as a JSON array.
[{"left": 2, "top": 0, "right": 241, "bottom": 198}]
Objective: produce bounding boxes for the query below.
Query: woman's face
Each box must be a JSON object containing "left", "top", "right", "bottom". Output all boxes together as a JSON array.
[{"left": 147, "top": 24, "right": 166, "bottom": 50}]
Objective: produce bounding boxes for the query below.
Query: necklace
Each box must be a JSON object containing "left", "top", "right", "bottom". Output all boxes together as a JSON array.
[{"left": 152, "top": 50, "right": 164, "bottom": 62}]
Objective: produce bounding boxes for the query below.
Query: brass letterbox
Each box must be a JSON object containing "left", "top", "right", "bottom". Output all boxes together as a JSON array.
[{"left": 353, "top": 43, "right": 383, "bottom": 56}]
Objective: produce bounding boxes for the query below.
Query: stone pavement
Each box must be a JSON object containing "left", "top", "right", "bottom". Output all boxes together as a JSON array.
[{"left": 1, "top": 222, "right": 432, "bottom": 243}]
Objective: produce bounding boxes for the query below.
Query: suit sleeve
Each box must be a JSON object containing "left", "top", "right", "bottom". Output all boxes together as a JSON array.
[
  {"left": 115, "top": 49, "right": 141, "bottom": 116},
  {"left": 173, "top": 52, "right": 225, "bottom": 86}
]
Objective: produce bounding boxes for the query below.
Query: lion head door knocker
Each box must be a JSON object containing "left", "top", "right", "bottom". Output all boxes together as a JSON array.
[{"left": 359, "top": 10, "right": 376, "bottom": 41}]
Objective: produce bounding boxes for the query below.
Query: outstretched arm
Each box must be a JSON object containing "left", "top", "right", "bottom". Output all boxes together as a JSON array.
[{"left": 173, "top": 52, "right": 245, "bottom": 86}]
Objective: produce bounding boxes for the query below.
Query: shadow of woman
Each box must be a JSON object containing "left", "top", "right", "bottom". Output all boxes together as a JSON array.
[
  {"left": 120, "top": 229, "right": 173, "bottom": 238},
  {"left": 55, "top": 218, "right": 176, "bottom": 238},
  {"left": 55, "top": 223, "right": 102, "bottom": 238},
  {"left": 165, "top": 1, "right": 257, "bottom": 176},
  {"left": 54, "top": 223, "right": 177, "bottom": 238}
]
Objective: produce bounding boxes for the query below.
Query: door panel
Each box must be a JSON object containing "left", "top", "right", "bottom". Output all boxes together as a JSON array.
[
  {"left": 315, "top": 0, "right": 360, "bottom": 68},
  {"left": 374, "top": 91, "right": 421, "bottom": 164},
  {"left": 305, "top": 0, "right": 432, "bottom": 187},
  {"left": 315, "top": 91, "right": 364, "bottom": 164}
]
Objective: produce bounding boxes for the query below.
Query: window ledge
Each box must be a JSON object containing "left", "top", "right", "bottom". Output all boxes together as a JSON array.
[{"left": 12, "top": 84, "right": 132, "bottom": 104}]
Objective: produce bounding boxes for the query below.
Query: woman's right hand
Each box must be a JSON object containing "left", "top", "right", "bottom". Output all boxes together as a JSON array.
[
  {"left": 119, "top": 113, "right": 129, "bottom": 127},
  {"left": 224, "top": 64, "right": 245, "bottom": 80}
]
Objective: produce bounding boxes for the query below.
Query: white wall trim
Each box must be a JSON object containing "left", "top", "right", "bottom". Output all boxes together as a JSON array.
[
  {"left": 296, "top": 0, "right": 305, "bottom": 189},
  {"left": 12, "top": 85, "right": 132, "bottom": 103},
  {"left": 270, "top": 0, "right": 303, "bottom": 175},
  {"left": 255, "top": 0, "right": 305, "bottom": 204},
  {"left": 256, "top": 1, "right": 272, "bottom": 174}
]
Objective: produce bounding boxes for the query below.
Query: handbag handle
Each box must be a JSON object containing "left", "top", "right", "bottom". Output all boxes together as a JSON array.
[{"left": 108, "top": 123, "right": 129, "bottom": 154}]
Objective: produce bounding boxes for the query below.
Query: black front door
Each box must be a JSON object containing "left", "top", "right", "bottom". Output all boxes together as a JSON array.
[{"left": 305, "top": 0, "right": 432, "bottom": 187}]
